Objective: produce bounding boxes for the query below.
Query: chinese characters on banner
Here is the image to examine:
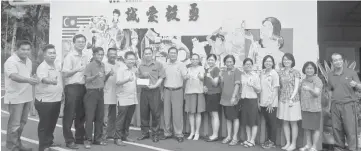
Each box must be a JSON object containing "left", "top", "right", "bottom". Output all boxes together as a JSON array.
[{"left": 120, "top": 3, "right": 200, "bottom": 23}]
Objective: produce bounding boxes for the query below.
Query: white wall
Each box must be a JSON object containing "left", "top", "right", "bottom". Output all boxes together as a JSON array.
[{"left": 49, "top": 1, "right": 318, "bottom": 70}]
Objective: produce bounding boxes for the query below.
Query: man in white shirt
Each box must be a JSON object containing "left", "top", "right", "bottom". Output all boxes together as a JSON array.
[
  {"left": 35, "top": 44, "right": 63, "bottom": 151},
  {"left": 4, "top": 40, "right": 39, "bottom": 151},
  {"left": 102, "top": 48, "right": 118, "bottom": 142}
]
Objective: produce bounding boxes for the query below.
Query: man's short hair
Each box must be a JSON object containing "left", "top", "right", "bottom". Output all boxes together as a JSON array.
[
  {"left": 16, "top": 40, "right": 32, "bottom": 49},
  {"left": 92, "top": 47, "right": 104, "bottom": 54},
  {"left": 108, "top": 47, "right": 117, "bottom": 53},
  {"left": 331, "top": 53, "right": 343, "bottom": 61},
  {"left": 42, "top": 44, "right": 55, "bottom": 53},
  {"left": 143, "top": 47, "right": 153, "bottom": 53},
  {"left": 125, "top": 51, "right": 136, "bottom": 59},
  {"left": 168, "top": 47, "right": 178, "bottom": 54}
]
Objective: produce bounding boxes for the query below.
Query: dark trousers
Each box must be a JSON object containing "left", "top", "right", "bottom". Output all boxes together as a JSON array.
[
  {"left": 63, "top": 84, "right": 86, "bottom": 144},
  {"left": 102, "top": 104, "right": 117, "bottom": 140},
  {"left": 260, "top": 107, "right": 278, "bottom": 143},
  {"left": 114, "top": 105, "right": 136, "bottom": 140},
  {"left": 35, "top": 99, "right": 61, "bottom": 151},
  {"left": 140, "top": 88, "right": 162, "bottom": 137},
  {"left": 331, "top": 101, "right": 359, "bottom": 151},
  {"left": 84, "top": 89, "right": 104, "bottom": 142},
  {"left": 6, "top": 102, "right": 31, "bottom": 151}
]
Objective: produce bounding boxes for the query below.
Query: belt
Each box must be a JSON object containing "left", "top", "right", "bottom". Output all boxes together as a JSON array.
[
  {"left": 142, "top": 87, "right": 159, "bottom": 91},
  {"left": 164, "top": 87, "right": 182, "bottom": 91},
  {"left": 87, "top": 88, "right": 103, "bottom": 91}
]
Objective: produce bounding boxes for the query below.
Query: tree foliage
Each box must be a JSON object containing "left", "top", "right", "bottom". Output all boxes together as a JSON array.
[{"left": 1, "top": 1, "right": 50, "bottom": 72}]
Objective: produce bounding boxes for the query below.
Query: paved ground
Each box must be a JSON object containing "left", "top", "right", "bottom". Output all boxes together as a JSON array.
[{"left": 1, "top": 77, "right": 283, "bottom": 151}]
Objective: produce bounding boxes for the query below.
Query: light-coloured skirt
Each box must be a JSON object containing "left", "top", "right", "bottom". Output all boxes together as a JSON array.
[{"left": 277, "top": 101, "right": 302, "bottom": 121}]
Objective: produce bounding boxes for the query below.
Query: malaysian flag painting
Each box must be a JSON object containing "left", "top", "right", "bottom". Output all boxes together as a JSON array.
[{"left": 62, "top": 16, "right": 93, "bottom": 39}]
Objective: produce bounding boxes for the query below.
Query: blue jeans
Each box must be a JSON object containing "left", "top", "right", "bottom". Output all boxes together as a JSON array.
[{"left": 6, "top": 102, "right": 31, "bottom": 150}]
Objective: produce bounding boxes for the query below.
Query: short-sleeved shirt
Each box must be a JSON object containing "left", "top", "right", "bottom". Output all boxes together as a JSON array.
[
  {"left": 220, "top": 68, "right": 242, "bottom": 106},
  {"left": 240, "top": 72, "right": 261, "bottom": 99},
  {"left": 260, "top": 69, "right": 280, "bottom": 107},
  {"left": 35, "top": 61, "right": 63, "bottom": 102},
  {"left": 327, "top": 68, "right": 361, "bottom": 103},
  {"left": 164, "top": 61, "right": 188, "bottom": 88},
  {"left": 300, "top": 76, "right": 323, "bottom": 112},
  {"left": 4, "top": 55, "right": 33, "bottom": 104},
  {"left": 137, "top": 60, "right": 165, "bottom": 85},
  {"left": 104, "top": 61, "right": 118, "bottom": 104},
  {"left": 279, "top": 68, "right": 301, "bottom": 103},
  {"left": 204, "top": 67, "right": 221, "bottom": 94},
  {"left": 62, "top": 50, "right": 91, "bottom": 85},
  {"left": 185, "top": 65, "right": 205, "bottom": 94},
  {"left": 116, "top": 66, "right": 138, "bottom": 106},
  {"left": 84, "top": 61, "right": 106, "bottom": 89}
]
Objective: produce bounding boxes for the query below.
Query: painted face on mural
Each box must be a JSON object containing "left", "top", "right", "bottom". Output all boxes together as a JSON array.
[
  {"left": 260, "top": 21, "right": 273, "bottom": 39},
  {"left": 131, "top": 38, "right": 138, "bottom": 46}
]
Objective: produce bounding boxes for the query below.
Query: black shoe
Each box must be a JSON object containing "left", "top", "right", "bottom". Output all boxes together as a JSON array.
[
  {"left": 93, "top": 141, "right": 107, "bottom": 146},
  {"left": 50, "top": 143, "right": 61, "bottom": 147},
  {"left": 159, "top": 135, "right": 171, "bottom": 140},
  {"left": 75, "top": 140, "right": 84, "bottom": 144},
  {"left": 114, "top": 139, "right": 126, "bottom": 146},
  {"left": 137, "top": 135, "right": 150, "bottom": 140},
  {"left": 66, "top": 142, "right": 79, "bottom": 149},
  {"left": 152, "top": 136, "right": 159, "bottom": 143},
  {"left": 176, "top": 137, "right": 184, "bottom": 143}
]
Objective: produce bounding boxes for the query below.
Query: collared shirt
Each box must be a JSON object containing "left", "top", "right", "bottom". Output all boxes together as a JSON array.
[
  {"left": 116, "top": 66, "right": 138, "bottom": 106},
  {"left": 185, "top": 65, "right": 205, "bottom": 94},
  {"left": 260, "top": 69, "right": 280, "bottom": 107},
  {"left": 328, "top": 68, "right": 360, "bottom": 103},
  {"left": 138, "top": 60, "right": 165, "bottom": 85},
  {"left": 204, "top": 67, "right": 221, "bottom": 94},
  {"left": 240, "top": 71, "right": 261, "bottom": 99},
  {"left": 300, "top": 76, "right": 323, "bottom": 112},
  {"left": 164, "top": 61, "right": 188, "bottom": 88},
  {"left": 4, "top": 55, "right": 33, "bottom": 104},
  {"left": 84, "top": 61, "right": 106, "bottom": 89},
  {"left": 62, "top": 50, "right": 91, "bottom": 85},
  {"left": 104, "top": 61, "right": 118, "bottom": 105},
  {"left": 220, "top": 68, "right": 242, "bottom": 106},
  {"left": 35, "top": 61, "right": 63, "bottom": 102}
]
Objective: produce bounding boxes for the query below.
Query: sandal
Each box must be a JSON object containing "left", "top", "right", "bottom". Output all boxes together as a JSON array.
[
  {"left": 228, "top": 139, "right": 238, "bottom": 146},
  {"left": 240, "top": 141, "right": 248, "bottom": 146},
  {"left": 244, "top": 141, "right": 255, "bottom": 148},
  {"left": 222, "top": 137, "right": 231, "bottom": 144}
]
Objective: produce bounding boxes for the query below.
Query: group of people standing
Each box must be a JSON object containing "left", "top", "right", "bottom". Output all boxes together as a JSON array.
[{"left": 4, "top": 32, "right": 361, "bottom": 151}]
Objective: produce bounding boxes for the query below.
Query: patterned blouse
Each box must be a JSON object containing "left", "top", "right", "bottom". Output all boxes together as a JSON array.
[
  {"left": 300, "top": 76, "right": 323, "bottom": 112},
  {"left": 279, "top": 68, "right": 301, "bottom": 103}
]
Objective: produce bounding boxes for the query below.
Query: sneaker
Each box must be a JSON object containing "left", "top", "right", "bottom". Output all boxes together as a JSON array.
[{"left": 84, "top": 141, "right": 91, "bottom": 149}]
